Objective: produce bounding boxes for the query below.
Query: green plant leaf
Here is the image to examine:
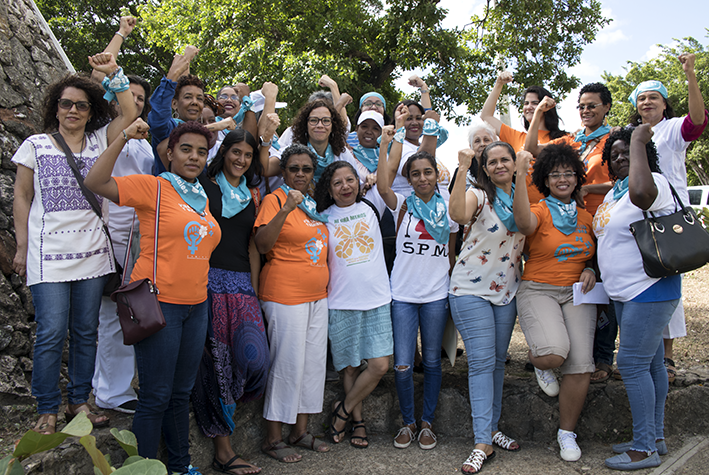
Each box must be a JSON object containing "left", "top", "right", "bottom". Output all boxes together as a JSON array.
[
  {"left": 112, "top": 459, "right": 167, "bottom": 475},
  {"left": 13, "top": 430, "right": 70, "bottom": 459},
  {"left": 62, "top": 411, "right": 93, "bottom": 437},
  {"left": 110, "top": 428, "right": 139, "bottom": 457},
  {"left": 6, "top": 459, "right": 23, "bottom": 475},
  {"left": 79, "top": 435, "right": 113, "bottom": 475},
  {"left": 121, "top": 456, "right": 145, "bottom": 466},
  {"left": 0, "top": 455, "right": 13, "bottom": 475},
  {"left": 94, "top": 467, "right": 103, "bottom": 475}
]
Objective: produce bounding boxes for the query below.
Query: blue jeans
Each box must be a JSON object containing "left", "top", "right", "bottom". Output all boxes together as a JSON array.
[
  {"left": 449, "top": 294, "right": 516, "bottom": 445},
  {"left": 392, "top": 298, "right": 449, "bottom": 425},
  {"left": 615, "top": 299, "right": 679, "bottom": 453},
  {"left": 132, "top": 300, "right": 208, "bottom": 473},
  {"left": 593, "top": 300, "right": 618, "bottom": 366},
  {"left": 31, "top": 276, "right": 107, "bottom": 414}
]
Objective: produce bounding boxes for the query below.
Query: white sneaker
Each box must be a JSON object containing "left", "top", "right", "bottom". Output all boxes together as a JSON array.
[
  {"left": 558, "top": 429, "right": 582, "bottom": 462},
  {"left": 535, "top": 367, "right": 559, "bottom": 397}
]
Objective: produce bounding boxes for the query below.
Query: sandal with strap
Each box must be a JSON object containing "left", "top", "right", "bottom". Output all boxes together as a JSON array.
[
  {"left": 289, "top": 431, "right": 330, "bottom": 452},
  {"left": 350, "top": 420, "right": 369, "bottom": 449},
  {"left": 66, "top": 403, "right": 109, "bottom": 428},
  {"left": 32, "top": 413, "right": 57, "bottom": 435},
  {"left": 261, "top": 440, "right": 301, "bottom": 463},
  {"left": 329, "top": 400, "right": 350, "bottom": 443},
  {"left": 664, "top": 357, "right": 676, "bottom": 384},
  {"left": 591, "top": 362, "right": 613, "bottom": 383},
  {"left": 462, "top": 449, "right": 496, "bottom": 474},
  {"left": 212, "top": 455, "right": 261, "bottom": 474},
  {"left": 492, "top": 431, "right": 520, "bottom": 451}
]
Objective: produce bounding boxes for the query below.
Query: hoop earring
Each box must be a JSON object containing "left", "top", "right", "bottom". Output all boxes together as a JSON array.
[{"left": 172, "top": 109, "right": 179, "bottom": 119}]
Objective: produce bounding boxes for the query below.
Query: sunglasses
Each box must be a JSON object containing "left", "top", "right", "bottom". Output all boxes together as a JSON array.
[
  {"left": 576, "top": 103, "right": 602, "bottom": 111},
  {"left": 58, "top": 99, "right": 91, "bottom": 112},
  {"left": 287, "top": 165, "right": 314, "bottom": 174},
  {"left": 308, "top": 117, "right": 332, "bottom": 126}
]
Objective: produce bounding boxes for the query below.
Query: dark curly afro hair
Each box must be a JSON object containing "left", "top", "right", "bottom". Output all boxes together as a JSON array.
[
  {"left": 532, "top": 143, "right": 587, "bottom": 200},
  {"left": 601, "top": 127, "right": 661, "bottom": 182},
  {"left": 314, "top": 161, "right": 362, "bottom": 212},
  {"left": 42, "top": 74, "right": 116, "bottom": 133},
  {"left": 291, "top": 99, "right": 347, "bottom": 156}
]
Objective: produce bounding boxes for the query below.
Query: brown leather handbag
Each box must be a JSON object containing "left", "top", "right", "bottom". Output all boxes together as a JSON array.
[{"left": 111, "top": 180, "right": 166, "bottom": 345}]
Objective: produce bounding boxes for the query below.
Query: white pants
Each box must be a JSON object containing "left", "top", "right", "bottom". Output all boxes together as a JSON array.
[{"left": 261, "top": 299, "right": 328, "bottom": 424}]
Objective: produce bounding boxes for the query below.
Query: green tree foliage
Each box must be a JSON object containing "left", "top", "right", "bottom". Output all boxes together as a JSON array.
[
  {"left": 603, "top": 34, "right": 709, "bottom": 186},
  {"left": 38, "top": 0, "right": 608, "bottom": 126}
]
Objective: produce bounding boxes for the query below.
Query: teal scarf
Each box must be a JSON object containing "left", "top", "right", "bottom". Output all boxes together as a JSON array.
[
  {"left": 279, "top": 184, "right": 328, "bottom": 223},
  {"left": 307, "top": 142, "right": 334, "bottom": 184},
  {"left": 492, "top": 184, "right": 519, "bottom": 232},
  {"left": 159, "top": 172, "right": 207, "bottom": 214},
  {"left": 352, "top": 145, "right": 379, "bottom": 173},
  {"left": 406, "top": 192, "right": 450, "bottom": 244},
  {"left": 575, "top": 124, "right": 611, "bottom": 154},
  {"left": 544, "top": 196, "right": 578, "bottom": 235},
  {"left": 216, "top": 171, "right": 251, "bottom": 218},
  {"left": 613, "top": 177, "right": 629, "bottom": 201}
]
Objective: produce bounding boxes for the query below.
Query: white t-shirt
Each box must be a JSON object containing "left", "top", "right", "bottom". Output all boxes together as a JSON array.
[
  {"left": 593, "top": 173, "right": 675, "bottom": 302},
  {"left": 652, "top": 117, "right": 691, "bottom": 204},
  {"left": 11, "top": 125, "right": 115, "bottom": 286},
  {"left": 324, "top": 189, "right": 391, "bottom": 310},
  {"left": 391, "top": 140, "right": 451, "bottom": 200},
  {"left": 449, "top": 188, "right": 525, "bottom": 306},
  {"left": 389, "top": 193, "right": 459, "bottom": 303}
]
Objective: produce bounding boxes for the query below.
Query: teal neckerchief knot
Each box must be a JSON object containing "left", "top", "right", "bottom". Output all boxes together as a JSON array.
[
  {"left": 575, "top": 124, "right": 611, "bottom": 154},
  {"left": 543, "top": 195, "right": 578, "bottom": 235},
  {"left": 406, "top": 191, "right": 450, "bottom": 244},
  {"left": 492, "top": 184, "right": 519, "bottom": 232},
  {"left": 352, "top": 145, "right": 379, "bottom": 173},
  {"left": 307, "top": 142, "right": 334, "bottom": 184},
  {"left": 216, "top": 171, "right": 251, "bottom": 218},
  {"left": 613, "top": 177, "right": 629, "bottom": 201},
  {"left": 159, "top": 172, "right": 207, "bottom": 214}
]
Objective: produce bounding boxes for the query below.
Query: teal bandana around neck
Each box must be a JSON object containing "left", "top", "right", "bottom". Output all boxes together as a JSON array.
[
  {"left": 613, "top": 177, "right": 630, "bottom": 201},
  {"left": 307, "top": 142, "right": 334, "bottom": 184},
  {"left": 544, "top": 196, "right": 578, "bottom": 235},
  {"left": 406, "top": 192, "right": 450, "bottom": 244},
  {"left": 575, "top": 124, "right": 611, "bottom": 154},
  {"left": 352, "top": 144, "right": 379, "bottom": 173},
  {"left": 492, "top": 184, "right": 519, "bottom": 232},
  {"left": 216, "top": 171, "right": 251, "bottom": 218},
  {"left": 279, "top": 184, "right": 328, "bottom": 223},
  {"left": 159, "top": 172, "right": 207, "bottom": 214}
]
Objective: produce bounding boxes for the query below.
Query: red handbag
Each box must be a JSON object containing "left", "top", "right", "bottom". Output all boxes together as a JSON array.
[{"left": 111, "top": 180, "right": 166, "bottom": 345}]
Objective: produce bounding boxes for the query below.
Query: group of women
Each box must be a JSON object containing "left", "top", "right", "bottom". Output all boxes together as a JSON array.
[{"left": 11, "top": 15, "right": 706, "bottom": 474}]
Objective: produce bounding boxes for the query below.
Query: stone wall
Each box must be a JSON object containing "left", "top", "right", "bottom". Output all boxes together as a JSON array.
[{"left": 0, "top": 0, "right": 70, "bottom": 405}]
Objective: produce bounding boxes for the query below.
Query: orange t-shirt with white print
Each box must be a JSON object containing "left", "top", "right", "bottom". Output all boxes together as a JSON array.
[
  {"left": 550, "top": 134, "right": 610, "bottom": 216},
  {"left": 254, "top": 187, "right": 329, "bottom": 305},
  {"left": 115, "top": 175, "right": 221, "bottom": 305},
  {"left": 499, "top": 124, "right": 550, "bottom": 205},
  {"left": 522, "top": 201, "right": 595, "bottom": 286}
]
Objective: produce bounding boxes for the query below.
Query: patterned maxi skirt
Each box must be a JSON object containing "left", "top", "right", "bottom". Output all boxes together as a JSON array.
[{"left": 192, "top": 268, "right": 270, "bottom": 437}]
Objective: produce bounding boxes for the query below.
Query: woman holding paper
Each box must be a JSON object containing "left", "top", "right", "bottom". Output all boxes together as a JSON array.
[{"left": 511, "top": 143, "right": 597, "bottom": 463}]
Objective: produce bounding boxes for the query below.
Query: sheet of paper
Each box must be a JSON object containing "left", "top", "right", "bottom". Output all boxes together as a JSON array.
[{"left": 573, "top": 282, "right": 609, "bottom": 305}]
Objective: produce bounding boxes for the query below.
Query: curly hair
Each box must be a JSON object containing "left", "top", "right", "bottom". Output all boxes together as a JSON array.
[
  {"left": 578, "top": 82, "right": 612, "bottom": 109},
  {"left": 166, "top": 121, "right": 213, "bottom": 151},
  {"left": 42, "top": 74, "right": 116, "bottom": 133},
  {"left": 522, "top": 86, "right": 567, "bottom": 140},
  {"left": 314, "top": 161, "right": 362, "bottom": 212},
  {"left": 207, "top": 129, "right": 262, "bottom": 187},
  {"left": 291, "top": 100, "right": 347, "bottom": 156},
  {"left": 601, "top": 127, "right": 661, "bottom": 182},
  {"left": 279, "top": 143, "right": 318, "bottom": 171},
  {"left": 127, "top": 75, "right": 152, "bottom": 121},
  {"left": 532, "top": 144, "right": 587, "bottom": 200},
  {"left": 174, "top": 74, "right": 204, "bottom": 101},
  {"left": 474, "top": 141, "right": 516, "bottom": 203}
]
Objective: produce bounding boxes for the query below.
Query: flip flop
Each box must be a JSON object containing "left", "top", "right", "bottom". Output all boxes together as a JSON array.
[
  {"left": 212, "top": 455, "right": 261, "bottom": 474},
  {"left": 261, "top": 440, "right": 301, "bottom": 463}
]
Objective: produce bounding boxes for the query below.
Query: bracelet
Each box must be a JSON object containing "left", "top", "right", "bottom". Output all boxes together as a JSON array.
[
  {"left": 424, "top": 107, "right": 432, "bottom": 111},
  {"left": 259, "top": 135, "right": 273, "bottom": 148},
  {"left": 583, "top": 267, "right": 596, "bottom": 275},
  {"left": 115, "top": 32, "right": 126, "bottom": 40},
  {"left": 122, "top": 129, "right": 129, "bottom": 141},
  {"left": 420, "top": 88, "right": 429, "bottom": 94}
]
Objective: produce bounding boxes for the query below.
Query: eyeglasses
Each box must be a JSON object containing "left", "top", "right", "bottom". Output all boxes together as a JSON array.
[
  {"left": 362, "top": 101, "right": 384, "bottom": 109},
  {"left": 308, "top": 117, "right": 332, "bottom": 126},
  {"left": 218, "top": 94, "right": 239, "bottom": 101},
  {"left": 548, "top": 171, "right": 576, "bottom": 179},
  {"left": 287, "top": 165, "right": 314, "bottom": 174},
  {"left": 58, "top": 99, "right": 91, "bottom": 112},
  {"left": 576, "top": 103, "right": 602, "bottom": 111}
]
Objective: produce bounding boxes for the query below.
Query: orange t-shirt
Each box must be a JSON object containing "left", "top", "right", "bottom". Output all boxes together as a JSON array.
[
  {"left": 254, "top": 188, "right": 329, "bottom": 305},
  {"left": 499, "top": 124, "right": 550, "bottom": 205},
  {"left": 522, "top": 202, "right": 595, "bottom": 286},
  {"left": 550, "top": 134, "right": 610, "bottom": 216},
  {"left": 115, "top": 175, "right": 221, "bottom": 305}
]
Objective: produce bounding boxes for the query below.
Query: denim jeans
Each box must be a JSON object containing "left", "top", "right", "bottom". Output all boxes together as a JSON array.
[
  {"left": 593, "top": 300, "right": 618, "bottom": 366},
  {"left": 392, "top": 298, "right": 449, "bottom": 425},
  {"left": 132, "top": 300, "right": 208, "bottom": 473},
  {"left": 615, "top": 299, "right": 679, "bottom": 453},
  {"left": 449, "top": 294, "right": 516, "bottom": 445},
  {"left": 30, "top": 276, "right": 107, "bottom": 414}
]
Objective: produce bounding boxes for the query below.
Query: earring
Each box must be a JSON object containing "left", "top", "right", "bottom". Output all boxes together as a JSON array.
[{"left": 172, "top": 109, "right": 179, "bottom": 119}]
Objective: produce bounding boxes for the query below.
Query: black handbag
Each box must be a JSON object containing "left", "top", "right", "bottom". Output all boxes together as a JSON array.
[
  {"left": 629, "top": 183, "right": 709, "bottom": 278},
  {"left": 52, "top": 132, "right": 122, "bottom": 295},
  {"left": 110, "top": 180, "right": 166, "bottom": 345}
]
